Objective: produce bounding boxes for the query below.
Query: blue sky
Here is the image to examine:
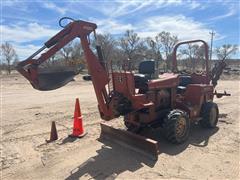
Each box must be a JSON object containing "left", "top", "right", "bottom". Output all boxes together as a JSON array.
[{"left": 1, "top": 0, "right": 240, "bottom": 59}]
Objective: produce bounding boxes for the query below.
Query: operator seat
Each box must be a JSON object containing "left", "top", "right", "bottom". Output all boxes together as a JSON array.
[
  {"left": 134, "top": 60, "right": 155, "bottom": 91},
  {"left": 177, "top": 75, "right": 192, "bottom": 94}
]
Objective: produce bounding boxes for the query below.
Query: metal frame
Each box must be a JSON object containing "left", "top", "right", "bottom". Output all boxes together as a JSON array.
[{"left": 172, "top": 39, "right": 210, "bottom": 82}]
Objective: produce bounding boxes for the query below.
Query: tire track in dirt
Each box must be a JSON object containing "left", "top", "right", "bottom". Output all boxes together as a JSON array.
[
  {"left": 1, "top": 120, "right": 101, "bottom": 143},
  {"left": 2, "top": 74, "right": 239, "bottom": 180},
  {"left": 1, "top": 108, "right": 101, "bottom": 140}
]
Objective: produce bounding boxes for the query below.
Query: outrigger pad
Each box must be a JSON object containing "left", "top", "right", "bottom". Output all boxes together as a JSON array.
[
  {"left": 99, "top": 122, "right": 159, "bottom": 160},
  {"left": 36, "top": 68, "right": 78, "bottom": 91}
]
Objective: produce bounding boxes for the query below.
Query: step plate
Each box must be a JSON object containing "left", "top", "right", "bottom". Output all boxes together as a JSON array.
[{"left": 99, "top": 122, "right": 159, "bottom": 160}]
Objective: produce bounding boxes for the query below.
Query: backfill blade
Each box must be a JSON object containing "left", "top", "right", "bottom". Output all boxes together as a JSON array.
[{"left": 99, "top": 122, "right": 159, "bottom": 160}]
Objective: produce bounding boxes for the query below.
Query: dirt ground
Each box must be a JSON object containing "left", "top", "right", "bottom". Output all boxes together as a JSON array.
[{"left": 1, "top": 73, "right": 239, "bottom": 180}]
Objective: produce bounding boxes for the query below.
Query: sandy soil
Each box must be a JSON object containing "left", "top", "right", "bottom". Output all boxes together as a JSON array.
[{"left": 1, "top": 73, "right": 239, "bottom": 180}]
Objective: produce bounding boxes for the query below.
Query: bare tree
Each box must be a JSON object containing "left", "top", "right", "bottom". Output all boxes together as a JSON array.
[
  {"left": 181, "top": 44, "right": 199, "bottom": 71},
  {"left": 42, "top": 53, "right": 59, "bottom": 68},
  {"left": 71, "top": 42, "right": 84, "bottom": 65},
  {"left": 120, "top": 30, "right": 140, "bottom": 59},
  {"left": 215, "top": 44, "right": 238, "bottom": 60},
  {"left": 180, "top": 44, "right": 206, "bottom": 71},
  {"left": 119, "top": 30, "right": 145, "bottom": 69},
  {"left": 145, "top": 37, "right": 163, "bottom": 75},
  {"left": 1, "top": 42, "right": 18, "bottom": 74},
  {"left": 59, "top": 41, "right": 85, "bottom": 67},
  {"left": 157, "top": 31, "right": 178, "bottom": 69},
  {"left": 195, "top": 45, "right": 206, "bottom": 69},
  {"left": 146, "top": 37, "right": 163, "bottom": 59},
  {"left": 60, "top": 42, "right": 74, "bottom": 63},
  {"left": 95, "top": 34, "right": 117, "bottom": 62},
  {"left": 73, "top": 42, "right": 83, "bottom": 58}
]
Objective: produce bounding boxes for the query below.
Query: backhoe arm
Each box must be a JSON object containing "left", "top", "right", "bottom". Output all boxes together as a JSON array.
[
  {"left": 17, "top": 20, "right": 95, "bottom": 87},
  {"left": 17, "top": 19, "right": 114, "bottom": 120}
]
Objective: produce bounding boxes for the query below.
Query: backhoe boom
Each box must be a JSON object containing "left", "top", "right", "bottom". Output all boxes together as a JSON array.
[{"left": 17, "top": 19, "right": 114, "bottom": 120}]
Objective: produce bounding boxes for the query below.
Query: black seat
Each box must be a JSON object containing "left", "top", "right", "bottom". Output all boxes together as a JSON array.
[
  {"left": 179, "top": 75, "right": 192, "bottom": 86},
  {"left": 134, "top": 74, "right": 148, "bottom": 89},
  {"left": 177, "top": 75, "right": 192, "bottom": 94},
  {"left": 134, "top": 60, "right": 155, "bottom": 91},
  {"left": 139, "top": 60, "right": 155, "bottom": 76}
]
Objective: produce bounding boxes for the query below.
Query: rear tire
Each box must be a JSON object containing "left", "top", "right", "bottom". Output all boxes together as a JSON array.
[
  {"left": 163, "top": 110, "right": 190, "bottom": 144},
  {"left": 200, "top": 102, "right": 219, "bottom": 128}
]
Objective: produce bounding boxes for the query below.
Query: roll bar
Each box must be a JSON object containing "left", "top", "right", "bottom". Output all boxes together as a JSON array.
[{"left": 172, "top": 40, "right": 209, "bottom": 79}]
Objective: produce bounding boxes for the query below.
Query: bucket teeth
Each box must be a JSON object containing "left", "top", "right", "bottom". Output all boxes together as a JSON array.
[{"left": 99, "top": 122, "right": 159, "bottom": 160}]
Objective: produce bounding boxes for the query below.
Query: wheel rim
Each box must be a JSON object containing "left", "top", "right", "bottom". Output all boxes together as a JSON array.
[
  {"left": 176, "top": 117, "right": 187, "bottom": 137},
  {"left": 209, "top": 107, "right": 217, "bottom": 125}
]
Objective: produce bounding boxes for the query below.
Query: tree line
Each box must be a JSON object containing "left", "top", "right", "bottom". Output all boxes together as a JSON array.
[{"left": 1, "top": 30, "right": 238, "bottom": 74}]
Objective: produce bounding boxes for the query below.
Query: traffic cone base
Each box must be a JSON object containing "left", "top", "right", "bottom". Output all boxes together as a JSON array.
[
  {"left": 69, "top": 131, "right": 87, "bottom": 138},
  {"left": 69, "top": 99, "right": 87, "bottom": 138},
  {"left": 69, "top": 116, "right": 87, "bottom": 138},
  {"left": 46, "top": 121, "right": 58, "bottom": 143}
]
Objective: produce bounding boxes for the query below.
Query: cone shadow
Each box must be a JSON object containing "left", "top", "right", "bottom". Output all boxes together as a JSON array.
[{"left": 60, "top": 136, "right": 78, "bottom": 145}]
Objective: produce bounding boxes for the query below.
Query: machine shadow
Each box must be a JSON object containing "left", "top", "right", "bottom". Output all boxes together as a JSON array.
[
  {"left": 65, "top": 140, "right": 157, "bottom": 180},
  {"left": 65, "top": 124, "right": 218, "bottom": 179},
  {"left": 145, "top": 124, "right": 219, "bottom": 156}
]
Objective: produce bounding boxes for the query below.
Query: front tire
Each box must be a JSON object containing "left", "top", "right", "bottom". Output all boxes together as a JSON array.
[
  {"left": 163, "top": 110, "right": 190, "bottom": 144},
  {"left": 123, "top": 116, "right": 140, "bottom": 133},
  {"left": 200, "top": 102, "right": 219, "bottom": 128}
]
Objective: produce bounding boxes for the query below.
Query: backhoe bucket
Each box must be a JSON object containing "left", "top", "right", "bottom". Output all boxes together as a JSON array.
[
  {"left": 37, "top": 70, "right": 76, "bottom": 91},
  {"left": 99, "top": 122, "right": 159, "bottom": 160}
]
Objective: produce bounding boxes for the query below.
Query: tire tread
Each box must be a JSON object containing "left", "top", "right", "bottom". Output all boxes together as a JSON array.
[{"left": 163, "top": 109, "right": 190, "bottom": 144}]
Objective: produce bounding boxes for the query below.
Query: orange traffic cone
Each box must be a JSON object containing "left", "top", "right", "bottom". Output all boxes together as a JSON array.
[
  {"left": 46, "top": 121, "right": 58, "bottom": 143},
  {"left": 69, "top": 98, "right": 87, "bottom": 138}
]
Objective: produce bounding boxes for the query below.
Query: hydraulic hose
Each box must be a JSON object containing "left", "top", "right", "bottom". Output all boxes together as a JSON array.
[{"left": 58, "top": 17, "right": 76, "bottom": 28}]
